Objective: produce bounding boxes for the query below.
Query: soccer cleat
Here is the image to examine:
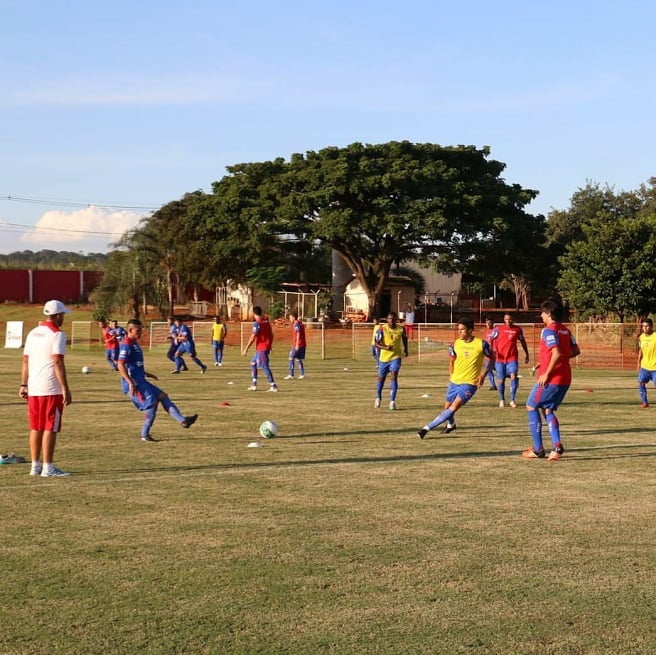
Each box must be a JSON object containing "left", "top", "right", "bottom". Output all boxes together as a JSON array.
[
  {"left": 389, "top": 401, "right": 396, "bottom": 410},
  {"left": 284, "top": 375, "right": 295, "bottom": 380},
  {"left": 641, "top": 402, "right": 649, "bottom": 408},
  {"left": 374, "top": 398, "right": 381, "bottom": 408},
  {"left": 521, "top": 448, "right": 546, "bottom": 459},
  {"left": 248, "top": 385, "right": 257, "bottom": 391},
  {"left": 443, "top": 423, "right": 457, "bottom": 434},
  {"left": 141, "top": 435, "right": 157, "bottom": 442},
  {"left": 547, "top": 445, "right": 565, "bottom": 461},
  {"left": 30, "top": 465, "right": 43, "bottom": 476},
  {"left": 489, "top": 385, "right": 497, "bottom": 391},
  {"left": 417, "top": 428, "right": 428, "bottom": 440},
  {"left": 509, "top": 400, "right": 517, "bottom": 408},
  {"left": 499, "top": 400, "right": 505, "bottom": 408},
  {"left": 298, "top": 375, "right": 305, "bottom": 379},
  {"left": 171, "top": 370, "right": 180, "bottom": 374},
  {"left": 267, "top": 385, "right": 279, "bottom": 392},
  {"left": 181, "top": 414, "right": 198, "bottom": 429},
  {"left": 40, "top": 467, "right": 71, "bottom": 477},
  {"left": 201, "top": 366, "right": 208, "bottom": 374}
]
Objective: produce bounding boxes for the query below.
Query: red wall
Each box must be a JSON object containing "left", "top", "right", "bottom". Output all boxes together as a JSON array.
[{"left": 0, "top": 270, "right": 103, "bottom": 303}]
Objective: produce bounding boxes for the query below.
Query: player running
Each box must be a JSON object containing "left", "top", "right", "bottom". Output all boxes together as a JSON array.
[{"left": 374, "top": 312, "right": 408, "bottom": 410}]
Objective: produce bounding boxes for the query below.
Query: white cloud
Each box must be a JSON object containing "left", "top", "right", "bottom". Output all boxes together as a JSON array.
[{"left": 17, "top": 206, "right": 146, "bottom": 253}]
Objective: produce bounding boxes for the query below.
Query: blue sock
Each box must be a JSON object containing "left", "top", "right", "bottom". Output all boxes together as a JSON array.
[
  {"left": 288, "top": 361, "right": 295, "bottom": 376},
  {"left": 427, "top": 409, "right": 454, "bottom": 430},
  {"left": 390, "top": 380, "right": 398, "bottom": 401},
  {"left": 639, "top": 384, "right": 648, "bottom": 404},
  {"left": 376, "top": 378, "right": 384, "bottom": 399},
  {"left": 510, "top": 378, "right": 519, "bottom": 401},
  {"left": 498, "top": 381, "right": 506, "bottom": 401},
  {"left": 545, "top": 412, "right": 561, "bottom": 447},
  {"left": 161, "top": 396, "right": 184, "bottom": 422},
  {"left": 527, "top": 409, "right": 543, "bottom": 452},
  {"left": 298, "top": 360, "right": 304, "bottom": 376},
  {"left": 142, "top": 406, "right": 157, "bottom": 437},
  {"left": 174, "top": 356, "right": 184, "bottom": 372}
]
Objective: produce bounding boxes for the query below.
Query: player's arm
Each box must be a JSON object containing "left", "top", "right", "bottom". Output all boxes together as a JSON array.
[
  {"left": 570, "top": 341, "right": 581, "bottom": 359},
  {"left": 117, "top": 358, "right": 134, "bottom": 394},
  {"left": 242, "top": 333, "right": 255, "bottom": 355},
  {"left": 520, "top": 334, "right": 530, "bottom": 363},
  {"left": 19, "top": 355, "right": 29, "bottom": 399},
  {"left": 479, "top": 343, "right": 495, "bottom": 387},
  {"left": 53, "top": 355, "right": 72, "bottom": 405}
]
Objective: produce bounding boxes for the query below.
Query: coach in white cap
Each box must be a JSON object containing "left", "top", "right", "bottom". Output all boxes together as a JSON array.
[{"left": 19, "top": 299, "right": 73, "bottom": 477}]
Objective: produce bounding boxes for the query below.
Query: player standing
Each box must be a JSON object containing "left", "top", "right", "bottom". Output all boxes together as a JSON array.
[
  {"left": 492, "top": 313, "right": 529, "bottom": 408},
  {"left": 284, "top": 311, "right": 306, "bottom": 379},
  {"left": 242, "top": 306, "right": 278, "bottom": 392},
  {"left": 637, "top": 318, "right": 656, "bottom": 408},
  {"left": 99, "top": 320, "right": 118, "bottom": 371},
  {"left": 417, "top": 317, "right": 493, "bottom": 438},
  {"left": 211, "top": 315, "right": 228, "bottom": 367},
  {"left": 374, "top": 312, "right": 408, "bottom": 410},
  {"left": 522, "top": 299, "right": 580, "bottom": 461},
  {"left": 483, "top": 316, "right": 498, "bottom": 390}
]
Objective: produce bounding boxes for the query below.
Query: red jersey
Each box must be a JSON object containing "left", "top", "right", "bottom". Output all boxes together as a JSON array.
[
  {"left": 539, "top": 321, "right": 577, "bottom": 385},
  {"left": 292, "top": 319, "right": 306, "bottom": 349},
  {"left": 252, "top": 316, "right": 273, "bottom": 352},
  {"left": 493, "top": 325, "right": 525, "bottom": 362},
  {"left": 102, "top": 326, "right": 118, "bottom": 349}
]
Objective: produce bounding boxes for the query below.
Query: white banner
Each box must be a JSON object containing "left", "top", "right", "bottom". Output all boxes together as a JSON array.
[{"left": 4, "top": 321, "right": 24, "bottom": 348}]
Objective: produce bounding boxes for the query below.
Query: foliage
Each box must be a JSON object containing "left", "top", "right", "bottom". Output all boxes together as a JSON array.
[
  {"left": 0, "top": 249, "right": 107, "bottom": 269},
  {"left": 558, "top": 214, "right": 656, "bottom": 321}
]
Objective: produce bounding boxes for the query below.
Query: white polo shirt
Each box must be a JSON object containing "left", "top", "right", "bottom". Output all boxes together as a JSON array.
[{"left": 23, "top": 321, "right": 67, "bottom": 396}]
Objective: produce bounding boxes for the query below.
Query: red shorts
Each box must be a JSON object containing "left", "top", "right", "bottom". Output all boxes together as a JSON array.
[{"left": 27, "top": 395, "right": 64, "bottom": 432}]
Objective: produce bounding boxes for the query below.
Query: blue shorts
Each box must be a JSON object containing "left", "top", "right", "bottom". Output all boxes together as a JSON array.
[
  {"left": 638, "top": 368, "right": 656, "bottom": 385},
  {"left": 175, "top": 341, "right": 197, "bottom": 357},
  {"left": 289, "top": 347, "right": 306, "bottom": 360},
  {"left": 495, "top": 360, "right": 519, "bottom": 379},
  {"left": 126, "top": 381, "right": 163, "bottom": 411},
  {"left": 251, "top": 350, "right": 271, "bottom": 369},
  {"left": 527, "top": 383, "right": 569, "bottom": 410},
  {"left": 378, "top": 358, "right": 402, "bottom": 377},
  {"left": 444, "top": 382, "right": 478, "bottom": 406}
]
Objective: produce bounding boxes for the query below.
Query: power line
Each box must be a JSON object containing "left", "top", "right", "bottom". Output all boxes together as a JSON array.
[
  {"left": 1, "top": 193, "right": 158, "bottom": 211},
  {"left": 0, "top": 221, "right": 131, "bottom": 237}
]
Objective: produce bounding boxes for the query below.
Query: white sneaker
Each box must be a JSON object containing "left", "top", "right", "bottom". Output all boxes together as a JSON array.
[
  {"left": 267, "top": 385, "right": 279, "bottom": 392},
  {"left": 499, "top": 400, "right": 505, "bottom": 408},
  {"left": 30, "top": 465, "right": 42, "bottom": 476},
  {"left": 374, "top": 398, "right": 381, "bottom": 408},
  {"left": 389, "top": 401, "right": 396, "bottom": 410},
  {"left": 509, "top": 400, "right": 517, "bottom": 408},
  {"left": 298, "top": 375, "right": 305, "bottom": 379},
  {"left": 284, "top": 375, "right": 294, "bottom": 380},
  {"left": 248, "top": 385, "right": 257, "bottom": 391},
  {"left": 41, "top": 466, "right": 71, "bottom": 478}
]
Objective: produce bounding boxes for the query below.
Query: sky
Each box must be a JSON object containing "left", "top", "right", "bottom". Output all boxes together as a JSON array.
[{"left": 1, "top": 0, "right": 655, "bottom": 255}]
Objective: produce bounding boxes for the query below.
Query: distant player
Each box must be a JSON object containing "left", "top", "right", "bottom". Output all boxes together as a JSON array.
[
  {"left": 370, "top": 317, "right": 381, "bottom": 363},
  {"left": 242, "top": 306, "right": 278, "bottom": 392},
  {"left": 492, "top": 313, "right": 529, "bottom": 408},
  {"left": 117, "top": 319, "right": 198, "bottom": 441},
  {"left": 483, "top": 316, "right": 498, "bottom": 390},
  {"left": 374, "top": 312, "right": 408, "bottom": 410},
  {"left": 417, "top": 316, "right": 493, "bottom": 438},
  {"left": 637, "top": 318, "right": 656, "bottom": 408},
  {"left": 522, "top": 299, "right": 580, "bottom": 461},
  {"left": 110, "top": 320, "right": 126, "bottom": 368},
  {"left": 99, "top": 320, "right": 118, "bottom": 371},
  {"left": 284, "top": 311, "right": 306, "bottom": 379},
  {"left": 172, "top": 317, "right": 207, "bottom": 374},
  {"left": 211, "top": 315, "right": 228, "bottom": 367}
]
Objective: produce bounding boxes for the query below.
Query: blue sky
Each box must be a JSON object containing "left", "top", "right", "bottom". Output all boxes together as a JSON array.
[{"left": 1, "top": 0, "right": 655, "bottom": 254}]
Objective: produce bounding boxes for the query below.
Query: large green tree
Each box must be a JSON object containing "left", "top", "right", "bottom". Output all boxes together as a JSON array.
[
  {"left": 261, "top": 141, "right": 542, "bottom": 317},
  {"left": 558, "top": 214, "right": 656, "bottom": 321}
]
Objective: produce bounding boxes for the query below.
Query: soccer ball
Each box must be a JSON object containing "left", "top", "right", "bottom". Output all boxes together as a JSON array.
[
  {"left": 259, "top": 420, "right": 278, "bottom": 439},
  {"left": 81, "top": 366, "right": 91, "bottom": 374}
]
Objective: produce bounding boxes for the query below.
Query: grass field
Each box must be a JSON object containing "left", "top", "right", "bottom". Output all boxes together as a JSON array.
[{"left": 1, "top": 334, "right": 655, "bottom": 654}]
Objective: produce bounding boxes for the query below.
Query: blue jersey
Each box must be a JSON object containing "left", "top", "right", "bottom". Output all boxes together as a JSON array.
[
  {"left": 112, "top": 326, "right": 127, "bottom": 342},
  {"left": 118, "top": 337, "right": 147, "bottom": 385},
  {"left": 177, "top": 323, "right": 194, "bottom": 345}
]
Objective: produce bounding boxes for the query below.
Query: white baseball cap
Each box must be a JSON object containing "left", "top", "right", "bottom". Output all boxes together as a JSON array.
[{"left": 43, "top": 299, "right": 72, "bottom": 315}]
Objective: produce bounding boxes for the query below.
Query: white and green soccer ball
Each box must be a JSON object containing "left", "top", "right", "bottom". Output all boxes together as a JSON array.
[
  {"left": 81, "top": 366, "right": 92, "bottom": 374},
  {"left": 259, "top": 420, "right": 278, "bottom": 439}
]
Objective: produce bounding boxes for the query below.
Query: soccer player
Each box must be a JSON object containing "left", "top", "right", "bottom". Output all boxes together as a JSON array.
[
  {"left": 242, "top": 306, "right": 278, "bottom": 392},
  {"left": 483, "top": 316, "right": 498, "bottom": 390},
  {"left": 492, "top": 312, "right": 529, "bottom": 408},
  {"left": 172, "top": 317, "right": 207, "bottom": 374},
  {"left": 20, "top": 299, "right": 73, "bottom": 477},
  {"left": 417, "top": 316, "right": 493, "bottom": 438},
  {"left": 110, "top": 320, "right": 127, "bottom": 368},
  {"left": 117, "top": 319, "right": 198, "bottom": 441},
  {"left": 404, "top": 303, "right": 416, "bottom": 340},
  {"left": 370, "top": 317, "right": 381, "bottom": 364},
  {"left": 284, "top": 311, "right": 306, "bottom": 379},
  {"left": 99, "top": 319, "right": 118, "bottom": 371},
  {"left": 522, "top": 299, "right": 580, "bottom": 461},
  {"left": 374, "top": 311, "right": 408, "bottom": 410},
  {"left": 637, "top": 318, "right": 656, "bottom": 408},
  {"left": 211, "top": 315, "right": 228, "bottom": 367}
]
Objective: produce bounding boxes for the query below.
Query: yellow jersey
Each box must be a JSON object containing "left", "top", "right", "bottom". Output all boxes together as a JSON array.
[
  {"left": 450, "top": 337, "right": 489, "bottom": 385},
  {"left": 377, "top": 324, "right": 406, "bottom": 363},
  {"left": 212, "top": 323, "right": 227, "bottom": 341},
  {"left": 639, "top": 331, "right": 656, "bottom": 370}
]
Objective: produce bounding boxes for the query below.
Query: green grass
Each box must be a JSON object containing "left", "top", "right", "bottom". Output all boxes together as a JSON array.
[{"left": 1, "top": 338, "right": 655, "bottom": 654}]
